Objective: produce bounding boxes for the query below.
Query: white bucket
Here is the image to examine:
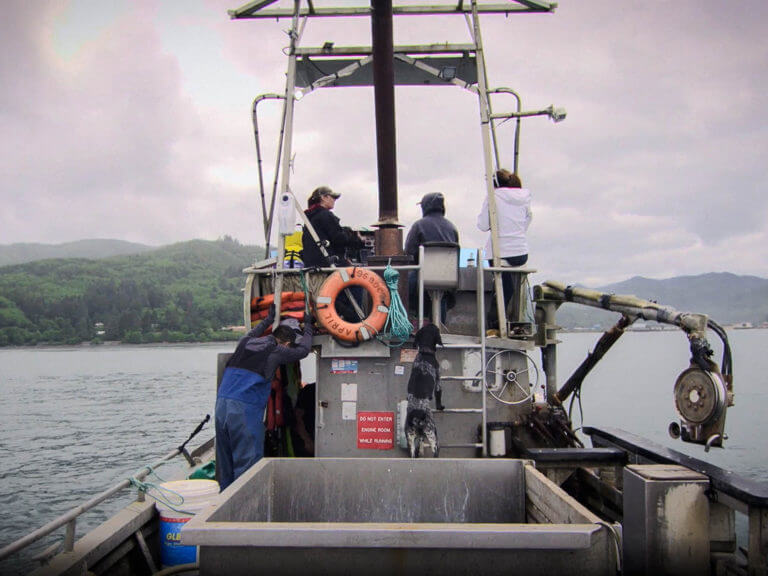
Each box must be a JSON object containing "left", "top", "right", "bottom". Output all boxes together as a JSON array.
[
  {"left": 489, "top": 426, "right": 506, "bottom": 457},
  {"left": 156, "top": 479, "right": 219, "bottom": 567}
]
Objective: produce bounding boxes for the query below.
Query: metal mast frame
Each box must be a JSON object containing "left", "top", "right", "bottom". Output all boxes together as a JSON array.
[{"left": 234, "top": 0, "right": 558, "bottom": 337}]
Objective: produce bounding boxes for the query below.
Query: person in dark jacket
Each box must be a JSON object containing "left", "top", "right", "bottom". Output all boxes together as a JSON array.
[
  {"left": 301, "top": 186, "right": 362, "bottom": 267},
  {"left": 302, "top": 186, "right": 364, "bottom": 321},
  {"left": 404, "top": 192, "right": 459, "bottom": 321},
  {"left": 215, "top": 305, "right": 313, "bottom": 491}
]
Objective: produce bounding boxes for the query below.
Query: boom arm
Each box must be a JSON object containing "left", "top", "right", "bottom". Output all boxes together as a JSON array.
[{"left": 535, "top": 281, "right": 734, "bottom": 449}]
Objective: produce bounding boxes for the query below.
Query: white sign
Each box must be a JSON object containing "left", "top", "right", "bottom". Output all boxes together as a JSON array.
[
  {"left": 342, "top": 401, "right": 357, "bottom": 420},
  {"left": 341, "top": 382, "right": 358, "bottom": 402}
]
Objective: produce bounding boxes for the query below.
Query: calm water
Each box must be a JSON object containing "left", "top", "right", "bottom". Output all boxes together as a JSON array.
[{"left": 1, "top": 331, "right": 766, "bottom": 574}]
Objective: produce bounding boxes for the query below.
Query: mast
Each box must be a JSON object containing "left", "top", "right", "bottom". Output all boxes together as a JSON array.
[{"left": 370, "top": 0, "right": 403, "bottom": 257}]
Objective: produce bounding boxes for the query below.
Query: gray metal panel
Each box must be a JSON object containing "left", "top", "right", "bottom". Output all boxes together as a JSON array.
[
  {"left": 296, "top": 55, "right": 477, "bottom": 87},
  {"left": 269, "top": 458, "right": 525, "bottom": 523},
  {"left": 316, "top": 335, "right": 392, "bottom": 358},
  {"left": 316, "top": 346, "right": 488, "bottom": 458},
  {"left": 313, "top": 339, "right": 538, "bottom": 457},
  {"left": 623, "top": 464, "right": 710, "bottom": 576},
  {"left": 316, "top": 352, "right": 412, "bottom": 457}
]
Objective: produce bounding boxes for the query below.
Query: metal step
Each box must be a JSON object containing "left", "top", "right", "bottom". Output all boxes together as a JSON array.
[
  {"left": 440, "top": 443, "right": 484, "bottom": 448},
  {"left": 436, "top": 408, "right": 483, "bottom": 414}
]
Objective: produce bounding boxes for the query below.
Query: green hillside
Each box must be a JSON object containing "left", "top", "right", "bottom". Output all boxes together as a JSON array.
[
  {"left": 0, "top": 238, "right": 264, "bottom": 346},
  {"left": 2, "top": 238, "right": 765, "bottom": 346},
  {"left": 0, "top": 239, "right": 154, "bottom": 266}
]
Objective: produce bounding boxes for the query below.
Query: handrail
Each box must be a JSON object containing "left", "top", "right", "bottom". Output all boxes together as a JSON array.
[
  {"left": 244, "top": 263, "right": 422, "bottom": 274},
  {"left": 0, "top": 441, "right": 209, "bottom": 562}
]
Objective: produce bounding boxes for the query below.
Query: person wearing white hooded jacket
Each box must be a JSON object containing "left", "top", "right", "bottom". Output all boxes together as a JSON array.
[{"left": 476, "top": 169, "right": 531, "bottom": 331}]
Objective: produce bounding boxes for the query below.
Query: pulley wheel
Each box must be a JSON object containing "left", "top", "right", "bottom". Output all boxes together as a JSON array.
[{"left": 673, "top": 367, "right": 726, "bottom": 425}]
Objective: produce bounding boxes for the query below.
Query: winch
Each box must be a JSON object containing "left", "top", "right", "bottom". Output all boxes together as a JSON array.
[{"left": 670, "top": 365, "right": 730, "bottom": 450}]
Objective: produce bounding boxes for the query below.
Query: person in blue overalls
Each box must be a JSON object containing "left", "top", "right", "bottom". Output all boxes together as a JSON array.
[{"left": 215, "top": 304, "right": 313, "bottom": 491}]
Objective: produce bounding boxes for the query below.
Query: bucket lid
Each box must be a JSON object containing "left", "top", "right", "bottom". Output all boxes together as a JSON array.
[{"left": 155, "top": 479, "right": 219, "bottom": 514}]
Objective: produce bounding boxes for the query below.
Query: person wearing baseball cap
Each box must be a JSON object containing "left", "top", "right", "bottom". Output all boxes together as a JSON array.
[
  {"left": 301, "top": 186, "right": 359, "bottom": 268},
  {"left": 307, "top": 185, "right": 341, "bottom": 205}
]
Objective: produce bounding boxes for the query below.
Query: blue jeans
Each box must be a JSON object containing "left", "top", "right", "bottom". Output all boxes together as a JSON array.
[{"left": 487, "top": 254, "right": 528, "bottom": 330}]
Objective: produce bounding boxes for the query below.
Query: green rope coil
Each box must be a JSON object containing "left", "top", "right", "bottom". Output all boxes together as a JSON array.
[{"left": 378, "top": 264, "right": 413, "bottom": 346}]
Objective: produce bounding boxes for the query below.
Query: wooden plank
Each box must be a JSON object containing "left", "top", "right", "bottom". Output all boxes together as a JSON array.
[
  {"left": 524, "top": 464, "right": 601, "bottom": 525},
  {"left": 133, "top": 529, "right": 158, "bottom": 573}
]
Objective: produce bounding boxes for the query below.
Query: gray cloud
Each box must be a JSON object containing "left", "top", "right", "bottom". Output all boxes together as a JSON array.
[{"left": 1, "top": 0, "right": 766, "bottom": 285}]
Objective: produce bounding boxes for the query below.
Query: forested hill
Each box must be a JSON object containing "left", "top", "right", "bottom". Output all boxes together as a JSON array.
[
  {"left": 0, "top": 238, "right": 264, "bottom": 346},
  {"left": 0, "top": 239, "right": 154, "bottom": 266},
  {"left": 1, "top": 239, "right": 766, "bottom": 346}
]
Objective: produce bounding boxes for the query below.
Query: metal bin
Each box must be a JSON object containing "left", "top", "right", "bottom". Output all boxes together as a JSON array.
[{"left": 183, "top": 458, "right": 615, "bottom": 576}]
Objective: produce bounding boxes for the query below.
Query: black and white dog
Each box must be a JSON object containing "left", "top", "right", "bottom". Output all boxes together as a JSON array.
[{"left": 405, "top": 322, "right": 445, "bottom": 458}]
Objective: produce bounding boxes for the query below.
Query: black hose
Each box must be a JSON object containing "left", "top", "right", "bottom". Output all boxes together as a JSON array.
[
  {"left": 178, "top": 414, "right": 210, "bottom": 453},
  {"left": 707, "top": 319, "right": 733, "bottom": 380}
]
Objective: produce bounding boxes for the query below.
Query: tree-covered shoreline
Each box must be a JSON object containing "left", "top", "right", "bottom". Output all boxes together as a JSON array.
[{"left": 0, "top": 238, "right": 261, "bottom": 347}]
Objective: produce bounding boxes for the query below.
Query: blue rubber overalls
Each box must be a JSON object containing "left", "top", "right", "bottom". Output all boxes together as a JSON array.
[{"left": 215, "top": 366, "right": 271, "bottom": 492}]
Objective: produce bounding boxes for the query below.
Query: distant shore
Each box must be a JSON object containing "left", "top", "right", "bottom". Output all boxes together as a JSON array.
[
  {"left": 2, "top": 326, "right": 766, "bottom": 350},
  {"left": 0, "top": 340, "right": 237, "bottom": 351}
]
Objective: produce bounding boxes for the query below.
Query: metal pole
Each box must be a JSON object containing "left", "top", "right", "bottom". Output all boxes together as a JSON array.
[
  {"left": 251, "top": 93, "right": 286, "bottom": 259},
  {"left": 371, "top": 0, "right": 402, "bottom": 256},
  {"left": 418, "top": 245, "right": 424, "bottom": 328},
  {"left": 467, "top": 14, "right": 502, "bottom": 171},
  {"left": 539, "top": 300, "right": 558, "bottom": 401},
  {"left": 478, "top": 250, "right": 488, "bottom": 456},
  {"left": 272, "top": 0, "right": 303, "bottom": 326},
  {"left": 488, "top": 87, "right": 522, "bottom": 174},
  {"left": 470, "top": 0, "right": 507, "bottom": 338}
]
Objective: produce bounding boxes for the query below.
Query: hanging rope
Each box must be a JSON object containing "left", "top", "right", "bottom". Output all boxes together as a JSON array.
[
  {"left": 378, "top": 263, "right": 413, "bottom": 346},
  {"left": 299, "top": 268, "right": 310, "bottom": 313},
  {"left": 127, "top": 470, "right": 198, "bottom": 515}
]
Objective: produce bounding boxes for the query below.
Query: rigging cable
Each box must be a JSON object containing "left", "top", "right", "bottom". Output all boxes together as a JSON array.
[{"left": 568, "top": 383, "right": 585, "bottom": 433}]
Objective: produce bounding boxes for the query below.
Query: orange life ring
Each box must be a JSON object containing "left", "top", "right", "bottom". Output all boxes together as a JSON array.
[{"left": 315, "top": 267, "right": 390, "bottom": 342}]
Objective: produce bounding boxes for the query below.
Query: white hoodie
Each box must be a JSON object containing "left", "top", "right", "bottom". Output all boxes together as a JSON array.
[{"left": 476, "top": 187, "right": 532, "bottom": 259}]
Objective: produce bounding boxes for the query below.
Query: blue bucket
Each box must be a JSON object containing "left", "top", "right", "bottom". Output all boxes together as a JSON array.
[{"left": 156, "top": 480, "right": 219, "bottom": 567}]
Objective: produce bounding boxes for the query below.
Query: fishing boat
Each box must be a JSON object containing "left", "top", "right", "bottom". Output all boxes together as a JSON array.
[{"left": 3, "top": 1, "right": 767, "bottom": 575}]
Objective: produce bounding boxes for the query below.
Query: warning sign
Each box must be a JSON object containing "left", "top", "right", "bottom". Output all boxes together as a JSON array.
[{"left": 357, "top": 411, "right": 394, "bottom": 450}]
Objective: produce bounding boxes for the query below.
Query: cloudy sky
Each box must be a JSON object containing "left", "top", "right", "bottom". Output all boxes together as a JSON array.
[{"left": 2, "top": 0, "right": 766, "bottom": 285}]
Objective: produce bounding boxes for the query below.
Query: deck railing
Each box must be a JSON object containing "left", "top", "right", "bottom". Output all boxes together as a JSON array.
[{"left": 0, "top": 435, "right": 213, "bottom": 566}]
